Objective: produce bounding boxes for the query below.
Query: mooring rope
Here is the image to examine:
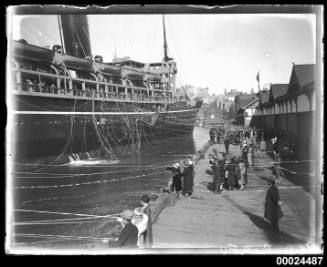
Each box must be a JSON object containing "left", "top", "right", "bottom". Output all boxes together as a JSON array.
[
  {"left": 13, "top": 233, "right": 112, "bottom": 241},
  {"left": 14, "top": 171, "right": 170, "bottom": 189}
]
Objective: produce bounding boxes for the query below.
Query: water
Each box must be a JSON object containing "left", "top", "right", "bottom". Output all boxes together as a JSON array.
[{"left": 11, "top": 126, "right": 209, "bottom": 248}]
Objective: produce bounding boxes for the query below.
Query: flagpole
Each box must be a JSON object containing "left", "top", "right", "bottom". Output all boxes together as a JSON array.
[{"left": 256, "top": 70, "right": 260, "bottom": 92}]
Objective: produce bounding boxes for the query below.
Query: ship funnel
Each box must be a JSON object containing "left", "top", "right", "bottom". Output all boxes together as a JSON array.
[{"left": 59, "top": 15, "right": 92, "bottom": 58}]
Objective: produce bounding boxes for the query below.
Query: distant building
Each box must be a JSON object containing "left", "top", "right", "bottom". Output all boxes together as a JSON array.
[
  {"left": 234, "top": 93, "right": 259, "bottom": 126},
  {"left": 176, "top": 85, "right": 210, "bottom": 104},
  {"left": 215, "top": 89, "right": 242, "bottom": 114}
]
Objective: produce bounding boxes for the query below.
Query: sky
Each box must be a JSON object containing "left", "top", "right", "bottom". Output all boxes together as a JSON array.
[{"left": 10, "top": 13, "right": 316, "bottom": 95}]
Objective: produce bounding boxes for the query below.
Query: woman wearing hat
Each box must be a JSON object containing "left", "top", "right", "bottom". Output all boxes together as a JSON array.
[
  {"left": 264, "top": 178, "right": 284, "bottom": 234},
  {"left": 109, "top": 210, "right": 139, "bottom": 248},
  {"left": 181, "top": 159, "right": 195, "bottom": 197},
  {"left": 171, "top": 163, "right": 183, "bottom": 199}
]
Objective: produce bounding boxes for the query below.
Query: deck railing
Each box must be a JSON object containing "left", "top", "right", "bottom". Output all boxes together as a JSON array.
[{"left": 12, "top": 68, "right": 172, "bottom": 104}]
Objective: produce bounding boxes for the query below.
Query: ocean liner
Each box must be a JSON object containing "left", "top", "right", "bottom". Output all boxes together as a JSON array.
[{"left": 10, "top": 15, "right": 202, "bottom": 160}]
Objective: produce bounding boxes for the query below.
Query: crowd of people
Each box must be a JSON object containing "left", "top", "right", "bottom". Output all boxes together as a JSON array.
[
  {"left": 207, "top": 126, "right": 259, "bottom": 193},
  {"left": 209, "top": 125, "right": 284, "bottom": 233},
  {"left": 107, "top": 126, "right": 286, "bottom": 249}
]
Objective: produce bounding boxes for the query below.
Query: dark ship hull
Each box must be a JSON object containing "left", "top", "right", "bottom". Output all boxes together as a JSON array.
[{"left": 12, "top": 94, "right": 201, "bottom": 159}]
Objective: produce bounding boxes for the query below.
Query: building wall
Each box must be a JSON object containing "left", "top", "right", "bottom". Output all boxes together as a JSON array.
[
  {"left": 251, "top": 92, "right": 315, "bottom": 160},
  {"left": 287, "top": 113, "right": 297, "bottom": 133},
  {"left": 297, "top": 94, "right": 310, "bottom": 112},
  {"left": 287, "top": 100, "right": 292, "bottom": 113}
]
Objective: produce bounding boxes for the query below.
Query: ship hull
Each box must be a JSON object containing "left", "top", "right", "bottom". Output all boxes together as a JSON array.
[{"left": 10, "top": 95, "right": 200, "bottom": 160}]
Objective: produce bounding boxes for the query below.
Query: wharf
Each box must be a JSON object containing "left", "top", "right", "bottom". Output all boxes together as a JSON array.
[{"left": 152, "top": 142, "right": 318, "bottom": 252}]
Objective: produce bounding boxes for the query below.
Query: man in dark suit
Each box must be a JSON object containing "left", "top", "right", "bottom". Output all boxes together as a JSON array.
[
  {"left": 109, "top": 210, "right": 138, "bottom": 248},
  {"left": 264, "top": 179, "right": 283, "bottom": 234}
]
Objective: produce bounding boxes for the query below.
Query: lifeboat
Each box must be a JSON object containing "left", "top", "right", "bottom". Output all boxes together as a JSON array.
[
  {"left": 93, "top": 62, "right": 121, "bottom": 77},
  {"left": 12, "top": 40, "right": 55, "bottom": 64},
  {"left": 121, "top": 66, "right": 145, "bottom": 80},
  {"left": 53, "top": 52, "right": 93, "bottom": 71}
]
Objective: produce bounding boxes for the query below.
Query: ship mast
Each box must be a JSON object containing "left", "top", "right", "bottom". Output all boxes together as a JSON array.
[{"left": 57, "top": 15, "right": 66, "bottom": 54}]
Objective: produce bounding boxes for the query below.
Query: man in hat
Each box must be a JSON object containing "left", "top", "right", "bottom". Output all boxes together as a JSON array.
[
  {"left": 109, "top": 209, "right": 139, "bottom": 248},
  {"left": 264, "top": 178, "right": 283, "bottom": 234},
  {"left": 181, "top": 159, "right": 195, "bottom": 197}
]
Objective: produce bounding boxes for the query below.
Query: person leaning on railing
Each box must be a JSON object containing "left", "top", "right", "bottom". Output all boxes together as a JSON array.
[
  {"left": 50, "top": 83, "right": 56, "bottom": 94},
  {"left": 38, "top": 81, "right": 45, "bottom": 92},
  {"left": 25, "top": 79, "right": 34, "bottom": 92}
]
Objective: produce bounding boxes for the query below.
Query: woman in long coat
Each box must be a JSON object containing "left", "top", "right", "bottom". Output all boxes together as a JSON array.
[
  {"left": 182, "top": 160, "right": 195, "bottom": 197},
  {"left": 171, "top": 164, "right": 183, "bottom": 199},
  {"left": 212, "top": 158, "right": 223, "bottom": 194},
  {"left": 264, "top": 179, "right": 283, "bottom": 233}
]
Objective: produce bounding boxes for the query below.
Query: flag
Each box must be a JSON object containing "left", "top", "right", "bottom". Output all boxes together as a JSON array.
[{"left": 256, "top": 71, "right": 260, "bottom": 82}]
